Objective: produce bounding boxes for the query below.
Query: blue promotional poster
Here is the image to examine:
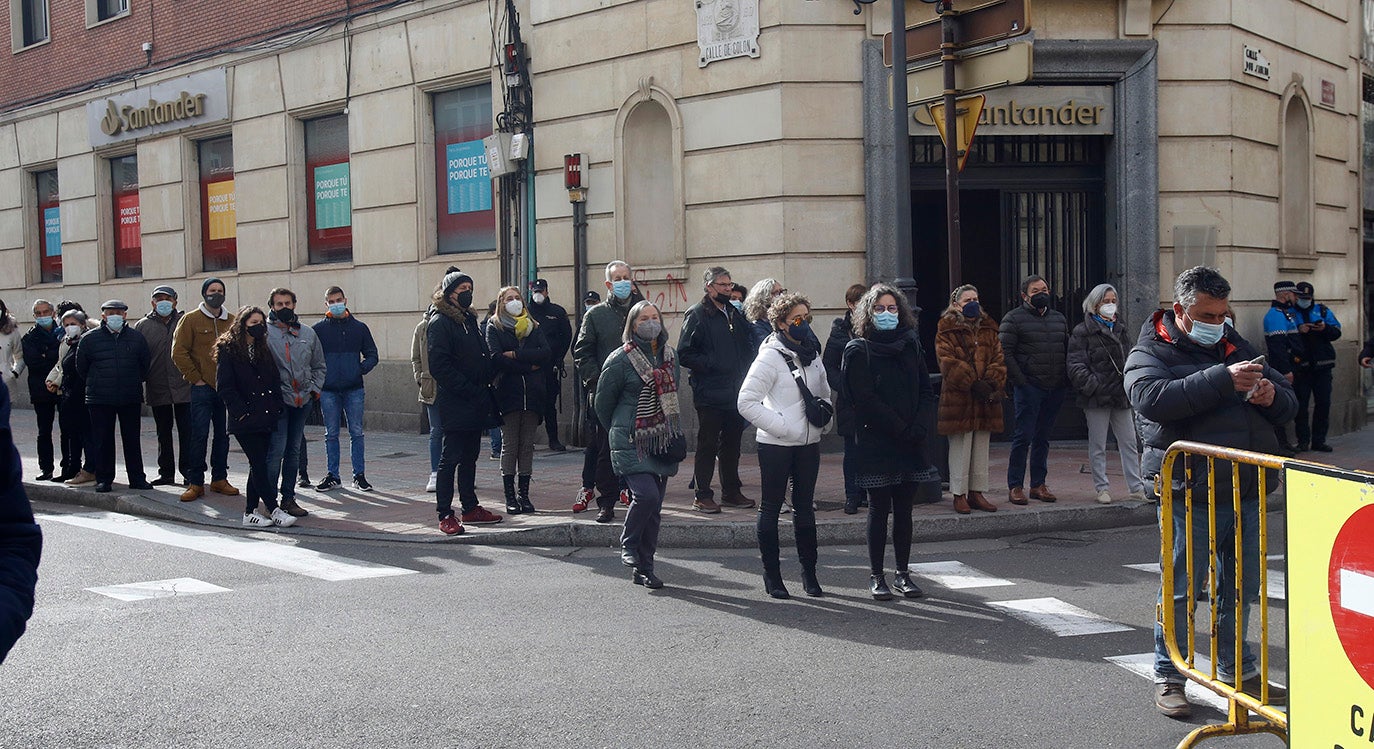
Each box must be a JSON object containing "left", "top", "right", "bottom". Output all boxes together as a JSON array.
[{"left": 446, "top": 140, "right": 492, "bottom": 215}]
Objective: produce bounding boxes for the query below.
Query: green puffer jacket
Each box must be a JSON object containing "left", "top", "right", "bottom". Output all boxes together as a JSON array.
[{"left": 594, "top": 339, "right": 683, "bottom": 478}]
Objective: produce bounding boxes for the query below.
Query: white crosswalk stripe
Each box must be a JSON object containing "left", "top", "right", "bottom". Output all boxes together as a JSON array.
[
  {"left": 40, "top": 511, "right": 418, "bottom": 582},
  {"left": 1104, "top": 653, "right": 1230, "bottom": 712},
  {"left": 1123, "top": 563, "right": 1286, "bottom": 601},
  {"left": 986, "top": 597, "right": 1132, "bottom": 637},
  {"left": 906, "top": 561, "right": 1015, "bottom": 589},
  {"left": 87, "top": 578, "right": 231, "bottom": 602}
]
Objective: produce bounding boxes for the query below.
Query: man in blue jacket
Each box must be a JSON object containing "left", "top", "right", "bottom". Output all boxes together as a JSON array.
[
  {"left": 312, "top": 286, "right": 379, "bottom": 492},
  {"left": 0, "top": 381, "right": 41, "bottom": 664}
]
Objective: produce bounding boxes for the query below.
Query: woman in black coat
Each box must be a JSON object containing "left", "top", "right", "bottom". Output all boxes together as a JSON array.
[
  {"left": 486, "top": 285, "right": 550, "bottom": 514},
  {"left": 823, "top": 282, "right": 870, "bottom": 514},
  {"left": 214, "top": 306, "right": 291, "bottom": 529},
  {"left": 842, "top": 284, "right": 938, "bottom": 601}
]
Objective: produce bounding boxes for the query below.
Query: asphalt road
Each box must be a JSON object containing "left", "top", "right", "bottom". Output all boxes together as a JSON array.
[{"left": 0, "top": 502, "right": 1290, "bottom": 749}]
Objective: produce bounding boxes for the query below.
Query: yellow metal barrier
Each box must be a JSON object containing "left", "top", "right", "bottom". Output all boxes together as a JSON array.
[{"left": 1156, "top": 440, "right": 1287, "bottom": 748}]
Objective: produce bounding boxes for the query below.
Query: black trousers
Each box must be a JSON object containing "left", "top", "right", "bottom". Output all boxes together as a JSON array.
[
  {"left": 234, "top": 431, "right": 277, "bottom": 514},
  {"left": 542, "top": 369, "right": 561, "bottom": 443},
  {"left": 436, "top": 429, "right": 482, "bottom": 518},
  {"left": 1293, "top": 368, "right": 1333, "bottom": 447},
  {"left": 88, "top": 403, "right": 146, "bottom": 486},
  {"left": 866, "top": 482, "right": 917, "bottom": 575},
  {"left": 151, "top": 402, "right": 192, "bottom": 482},
  {"left": 58, "top": 398, "right": 93, "bottom": 475},
  {"left": 33, "top": 401, "right": 57, "bottom": 474},
  {"left": 591, "top": 417, "right": 619, "bottom": 509},
  {"left": 692, "top": 406, "right": 746, "bottom": 501},
  {"left": 757, "top": 443, "right": 820, "bottom": 572}
]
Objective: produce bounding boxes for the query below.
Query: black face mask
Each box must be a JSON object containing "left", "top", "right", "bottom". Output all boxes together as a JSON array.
[
  {"left": 962, "top": 301, "right": 981, "bottom": 319},
  {"left": 456, "top": 290, "right": 474, "bottom": 309},
  {"left": 1030, "top": 292, "right": 1051, "bottom": 310},
  {"left": 204, "top": 293, "right": 225, "bottom": 309},
  {"left": 272, "top": 307, "right": 296, "bottom": 325},
  {"left": 714, "top": 292, "right": 733, "bottom": 306},
  {"left": 247, "top": 324, "right": 267, "bottom": 340}
]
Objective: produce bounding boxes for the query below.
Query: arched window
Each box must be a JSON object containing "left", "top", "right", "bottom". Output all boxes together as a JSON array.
[
  {"left": 1280, "top": 84, "right": 1313, "bottom": 257},
  {"left": 615, "top": 79, "right": 684, "bottom": 268}
]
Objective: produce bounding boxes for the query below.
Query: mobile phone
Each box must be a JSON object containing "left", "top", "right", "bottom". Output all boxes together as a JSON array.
[
  {"left": 1244, "top": 355, "right": 1266, "bottom": 402},
  {"left": 1248, "top": 355, "right": 1266, "bottom": 366}
]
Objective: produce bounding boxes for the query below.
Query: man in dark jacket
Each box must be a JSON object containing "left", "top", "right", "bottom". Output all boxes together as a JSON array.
[
  {"left": 19, "top": 299, "right": 62, "bottom": 481},
  {"left": 1283, "top": 281, "right": 1341, "bottom": 452},
  {"left": 428, "top": 270, "right": 504, "bottom": 535},
  {"left": 312, "top": 286, "right": 379, "bottom": 492},
  {"left": 0, "top": 382, "right": 42, "bottom": 664},
  {"left": 76, "top": 299, "right": 152, "bottom": 493},
  {"left": 678, "top": 266, "right": 755, "bottom": 513},
  {"left": 264, "top": 288, "right": 326, "bottom": 515},
  {"left": 998, "top": 274, "right": 1068, "bottom": 505},
  {"left": 823, "top": 283, "right": 870, "bottom": 514},
  {"left": 132, "top": 286, "right": 193, "bottom": 486},
  {"left": 1125, "top": 266, "right": 1297, "bottom": 719},
  {"left": 528, "top": 278, "right": 572, "bottom": 451}
]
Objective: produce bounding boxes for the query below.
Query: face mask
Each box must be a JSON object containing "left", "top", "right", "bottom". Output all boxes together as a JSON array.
[
  {"left": 1185, "top": 317, "right": 1225, "bottom": 347},
  {"left": 714, "top": 292, "right": 733, "bottom": 306},
  {"left": 64, "top": 324, "right": 82, "bottom": 338},
  {"left": 1099, "top": 303, "right": 1118, "bottom": 319},
  {"left": 611, "top": 280, "right": 633, "bottom": 300},
  {"left": 155, "top": 301, "right": 175, "bottom": 317},
  {"left": 730, "top": 300, "right": 744, "bottom": 312},
  {"left": 504, "top": 300, "right": 524, "bottom": 316},
  {"left": 789, "top": 320, "right": 812, "bottom": 340},
  {"left": 1296, "top": 298, "right": 1313, "bottom": 310},
  {"left": 455, "top": 290, "right": 474, "bottom": 309},
  {"left": 204, "top": 293, "right": 225, "bottom": 309},
  {"left": 585, "top": 302, "right": 597, "bottom": 310},
  {"left": 106, "top": 315, "right": 125, "bottom": 332},
  {"left": 532, "top": 292, "right": 546, "bottom": 305},
  {"left": 328, "top": 303, "right": 348, "bottom": 317},
  {"left": 272, "top": 307, "right": 296, "bottom": 325},
  {"left": 874, "top": 311, "right": 899, "bottom": 331},
  {"left": 635, "top": 319, "right": 662, "bottom": 340},
  {"left": 248, "top": 323, "right": 267, "bottom": 340},
  {"left": 961, "top": 301, "right": 981, "bottom": 319},
  {"left": 1030, "top": 292, "right": 1051, "bottom": 310},
  {"left": 35, "top": 315, "right": 53, "bottom": 328},
  {"left": 1224, "top": 317, "right": 1234, "bottom": 328}
]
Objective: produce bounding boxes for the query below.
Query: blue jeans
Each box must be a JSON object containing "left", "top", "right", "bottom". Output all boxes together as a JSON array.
[
  {"left": 187, "top": 384, "right": 230, "bottom": 485},
  {"left": 1153, "top": 493, "right": 1261, "bottom": 684},
  {"left": 320, "top": 387, "right": 366, "bottom": 478},
  {"left": 267, "top": 403, "right": 310, "bottom": 502},
  {"left": 427, "top": 404, "right": 443, "bottom": 472},
  {"left": 489, "top": 426, "right": 502, "bottom": 456},
  {"left": 1006, "top": 384, "right": 1067, "bottom": 489}
]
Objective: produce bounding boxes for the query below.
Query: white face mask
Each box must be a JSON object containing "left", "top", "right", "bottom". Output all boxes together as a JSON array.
[
  {"left": 531, "top": 292, "right": 546, "bottom": 305},
  {"left": 1099, "top": 303, "right": 1118, "bottom": 319},
  {"left": 64, "top": 324, "right": 82, "bottom": 338},
  {"left": 504, "top": 299, "right": 524, "bottom": 316}
]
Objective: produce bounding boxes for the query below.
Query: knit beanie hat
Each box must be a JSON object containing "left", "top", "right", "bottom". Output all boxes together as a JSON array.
[
  {"left": 442, "top": 271, "right": 474, "bottom": 300},
  {"left": 202, "top": 277, "right": 224, "bottom": 296}
]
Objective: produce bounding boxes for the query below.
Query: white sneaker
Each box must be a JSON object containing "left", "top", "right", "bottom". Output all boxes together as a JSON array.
[
  {"left": 426, "top": 472, "right": 438, "bottom": 493},
  {"left": 270, "top": 507, "right": 297, "bottom": 528},
  {"left": 1096, "top": 490, "right": 1113, "bottom": 505},
  {"left": 242, "top": 511, "right": 275, "bottom": 528},
  {"left": 1127, "top": 490, "right": 1148, "bottom": 501}
]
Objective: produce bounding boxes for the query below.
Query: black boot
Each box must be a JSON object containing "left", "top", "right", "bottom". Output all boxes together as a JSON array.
[
  {"left": 757, "top": 523, "right": 789, "bottom": 599},
  {"left": 503, "top": 475, "right": 521, "bottom": 514},
  {"left": 870, "top": 573, "right": 894, "bottom": 601},
  {"left": 517, "top": 475, "right": 536, "bottom": 513},
  {"left": 795, "top": 525, "right": 822, "bottom": 597},
  {"left": 633, "top": 567, "right": 663, "bottom": 589},
  {"left": 892, "top": 570, "right": 925, "bottom": 599}
]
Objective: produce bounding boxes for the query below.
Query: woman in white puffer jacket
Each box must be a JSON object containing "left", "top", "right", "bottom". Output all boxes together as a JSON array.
[{"left": 737, "top": 292, "right": 832, "bottom": 600}]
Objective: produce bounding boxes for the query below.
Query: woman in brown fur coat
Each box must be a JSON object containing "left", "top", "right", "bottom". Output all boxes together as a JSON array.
[{"left": 936, "top": 285, "right": 1007, "bottom": 514}]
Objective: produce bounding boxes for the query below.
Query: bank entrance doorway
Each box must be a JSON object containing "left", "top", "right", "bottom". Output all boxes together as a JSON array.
[{"left": 910, "top": 134, "right": 1108, "bottom": 440}]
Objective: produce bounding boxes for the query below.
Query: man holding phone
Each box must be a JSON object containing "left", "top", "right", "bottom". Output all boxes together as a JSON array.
[{"left": 1285, "top": 282, "right": 1341, "bottom": 452}]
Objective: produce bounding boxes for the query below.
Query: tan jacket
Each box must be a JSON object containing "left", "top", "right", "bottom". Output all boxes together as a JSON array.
[
  {"left": 172, "top": 303, "right": 235, "bottom": 389},
  {"left": 411, "top": 308, "right": 437, "bottom": 405}
]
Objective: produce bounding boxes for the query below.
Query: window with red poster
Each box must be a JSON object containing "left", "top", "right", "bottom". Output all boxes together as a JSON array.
[
  {"left": 111, "top": 154, "right": 141, "bottom": 278},
  {"left": 35, "top": 170, "right": 60, "bottom": 284}
]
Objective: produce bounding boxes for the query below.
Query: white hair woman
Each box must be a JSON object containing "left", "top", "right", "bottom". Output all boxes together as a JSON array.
[{"left": 1067, "top": 283, "right": 1145, "bottom": 503}]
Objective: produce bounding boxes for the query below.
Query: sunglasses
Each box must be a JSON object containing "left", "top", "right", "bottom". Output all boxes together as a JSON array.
[{"left": 787, "top": 314, "right": 813, "bottom": 327}]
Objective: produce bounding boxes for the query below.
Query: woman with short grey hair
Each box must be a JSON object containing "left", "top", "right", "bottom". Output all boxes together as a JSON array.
[
  {"left": 743, "top": 278, "right": 783, "bottom": 351},
  {"left": 1067, "top": 283, "right": 1145, "bottom": 503}
]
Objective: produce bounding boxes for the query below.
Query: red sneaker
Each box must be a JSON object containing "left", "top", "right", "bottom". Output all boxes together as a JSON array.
[
  {"left": 619, "top": 488, "right": 631, "bottom": 506},
  {"left": 572, "top": 487, "right": 593, "bottom": 513},
  {"left": 438, "top": 515, "right": 464, "bottom": 536},
  {"left": 461, "top": 506, "right": 504, "bottom": 525}
]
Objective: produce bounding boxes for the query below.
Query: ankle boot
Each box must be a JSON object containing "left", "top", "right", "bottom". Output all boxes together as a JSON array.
[
  {"left": 517, "top": 474, "right": 536, "bottom": 513},
  {"left": 952, "top": 494, "right": 971, "bottom": 514},
  {"left": 968, "top": 490, "right": 997, "bottom": 512},
  {"left": 763, "top": 568, "right": 790, "bottom": 599},
  {"left": 757, "top": 523, "right": 787, "bottom": 599},
  {"left": 892, "top": 570, "right": 925, "bottom": 599},
  {"left": 800, "top": 566, "right": 823, "bottom": 597},
  {"left": 502, "top": 475, "right": 520, "bottom": 514},
  {"left": 794, "top": 525, "right": 823, "bottom": 597},
  {"left": 870, "top": 573, "right": 894, "bottom": 601}
]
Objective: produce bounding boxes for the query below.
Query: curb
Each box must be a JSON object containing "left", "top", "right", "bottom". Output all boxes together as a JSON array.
[{"left": 23, "top": 478, "right": 1193, "bottom": 548}]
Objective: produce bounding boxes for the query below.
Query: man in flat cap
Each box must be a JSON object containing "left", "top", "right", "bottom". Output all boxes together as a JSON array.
[
  {"left": 76, "top": 300, "right": 151, "bottom": 493},
  {"left": 133, "top": 286, "right": 193, "bottom": 486}
]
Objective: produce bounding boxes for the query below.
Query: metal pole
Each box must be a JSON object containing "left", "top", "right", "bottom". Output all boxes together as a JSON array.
[
  {"left": 940, "top": 1, "right": 962, "bottom": 292},
  {"left": 571, "top": 198, "right": 588, "bottom": 442},
  {"left": 891, "top": 0, "right": 917, "bottom": 302}
]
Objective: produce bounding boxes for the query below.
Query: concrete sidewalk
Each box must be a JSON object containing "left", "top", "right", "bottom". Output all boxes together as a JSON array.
[{"left": 12, "top": 408, "right": 1367, "bottom": 547}]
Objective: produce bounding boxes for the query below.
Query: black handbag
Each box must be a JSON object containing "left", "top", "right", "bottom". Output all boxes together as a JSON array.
[
  {"left": 780, "top": 351, "right": 833, "bottom": 429},
  {"left": 652, "top": 434, "right": 688, "bottom": 463}
]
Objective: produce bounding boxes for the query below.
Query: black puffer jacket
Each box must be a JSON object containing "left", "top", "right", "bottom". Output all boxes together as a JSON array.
[
  {"left": 1066, "top": 315, "right": 1131, "bottom": 409},
  {"left": 75, "top": 324, "right": 150, "bottom": 407},
  {"left": 215, "top": 344, "right": 284, "bottom": 435},
  {"left": 486, "top": 321, "right": 551, "bottom": 416},
  {"left": 677, "top": 295, "right": 754, "bottom": 410},
  {"left": 428, "top": 297, "right": 498, "bottom": 432},
  {"left": 823, "top": 312, "right": 858, "bottom": 436},
  {"left": 999, "top": 303, "right": 1068, "bottom": 388},
  {"left": 1125, "top": 310, "right": 1297, "bottom": 498},
  {"left": 841, "top": 327, "right": 937, "bottom": 477},
  {"left": 528, "top": 299, "right": 572, "bottom": 370},
  {"left": 19, "top": 325, "right": 62, "bottom": 405}
]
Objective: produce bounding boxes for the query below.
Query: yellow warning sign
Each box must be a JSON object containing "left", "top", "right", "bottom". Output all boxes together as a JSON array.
[
  {"left": 1286, "top": 463, "right": 1374, "bottom": 748},
  {"left": 927, "top": 94, "right": 985, "bottom": 172}
]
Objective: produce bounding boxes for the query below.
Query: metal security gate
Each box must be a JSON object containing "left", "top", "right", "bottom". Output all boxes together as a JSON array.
[{"left": 1002, "top": 189, "right": 1105, "bottom": 327}]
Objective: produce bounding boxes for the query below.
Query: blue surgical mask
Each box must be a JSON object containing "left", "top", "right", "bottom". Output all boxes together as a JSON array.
[
  {"left": 874, "top": 311, "right": 899, "bottom": 331},
  {"left": 155, "top": 301, "right": 174, "bottom": 317},
  {"left": 328, "top": 303, "right": 348, "bottom": 317},
  {"left": 106, "top": 315, "right": 125, "bottom": 332},
  {"left": 730, "top": 300, "right": 744, "bottom": 312},
  {"left": 1296, "top": 298, "right": 1313, "bottom": 310},
  {"left": 1185, "top": 318, "right": 1224, "bottom": 346},
  {"left": 611, "top": 280, "right": 632, "bottom": 300},
  {"left": 35, "top": 315, "right": 53, "bottom": 328}
]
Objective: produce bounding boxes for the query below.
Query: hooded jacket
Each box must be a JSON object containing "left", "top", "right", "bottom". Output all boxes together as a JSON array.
[
  {"left": 133, "top": 309, "right": 192, "bottom": 406},
  {"left": 737, "top": 333, "right": 833, "bottom": 447},
  {"left": 677, "top": 294, "right": 754, "bottom": 410},
  {"left": 428, "top": 295, "right": 498, "bottom": 432},
  {"left": 172, "top": 304, "right": 236, "bottom": 389},
  {"left": 312, "top": 311, "right": 379, "bottom": 392},
  {"left": 411, "top": 308, "right": 439, "bottom": 405},
  {"left": 1066, "top": 314, "right": 1132, "bottom": 410},
  {"left": 265, "top": 318, "right": 327, "bottom": 408},
  {"left": 75, "top": 322, "right": 151, "bottom": 407}
]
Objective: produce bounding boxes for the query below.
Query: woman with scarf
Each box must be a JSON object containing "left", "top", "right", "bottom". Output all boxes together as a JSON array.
[
  {"left": 595, "top": 301, "right": 684, "bottom": 590},
  {"left": 737, "top": 293, "right": 832, "bottom": 599},
  {"left": 842, "top": 284, "right": 938, "bottom": 601},
  {"left": 0, "top": 300, "right": 20, "bottom": 394},
  {"left": 214, "top": 307, "right": 293, "bottom": 528},
  {"left": 51, "top": 310, "right": 96, "bottom": 485},
  {"left": 1067, "top": 283, "right": 1145, "bottom": 504},
  {"left": 935, "top": 284, "right": 1005, "bottom": 515},
  {"left": 487, "top": 285, "right": 551, "bottom": 514}
]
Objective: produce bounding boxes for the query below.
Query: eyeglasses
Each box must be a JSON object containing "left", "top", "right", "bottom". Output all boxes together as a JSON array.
[
  {"left": 871, "top": 304, "right": 899, "bottom": 314},
  {"left": 788, "top": 314, "right": 813, "bottom": 327},
  {"left": 772, "top": 288, "right": 787, "bottom": 296},
  {"left": 710, "top": 281, "right": 733, "bottom": 289}
]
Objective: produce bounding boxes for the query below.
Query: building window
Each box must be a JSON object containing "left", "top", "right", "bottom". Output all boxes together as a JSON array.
[
  {"left": 1280, "top": 90, "right": 1313, "bottom": 257},
  {"left": 199, "top": 137, "right": 236, "bottom": 272},
  {"left": 34, "top": 170, "right": 59, "bottom": 284},
  {"left": 110, "top": 154, "right": 141, "bottom": 278},
  {"left": 433, "top": 84, "right": 495, "bottom": 255},
  {"left": 12, "top": 0, "right": 49, "bottom": 48},
  {"left": 85, "top": 0, "right": 127, "bottom": 25},
  {"left": 305, "top": 114, "right": 352, "bottom": 264}
]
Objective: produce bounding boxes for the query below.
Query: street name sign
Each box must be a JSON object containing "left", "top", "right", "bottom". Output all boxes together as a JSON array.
[
  {"left": 883, "top": 0, "right": 1031, "bottom": 66},
  {"left": 905, "top": 40, "right": 1032, "bottom": 105}
]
